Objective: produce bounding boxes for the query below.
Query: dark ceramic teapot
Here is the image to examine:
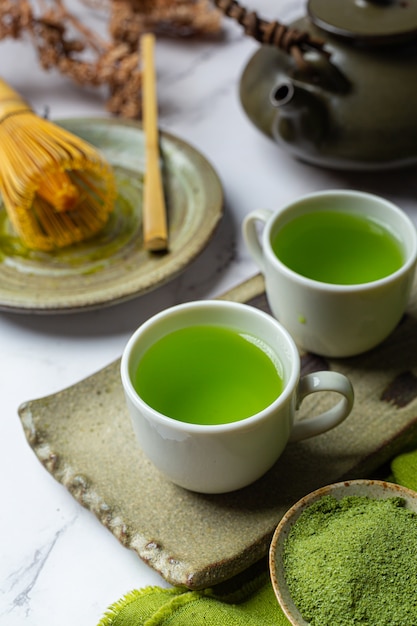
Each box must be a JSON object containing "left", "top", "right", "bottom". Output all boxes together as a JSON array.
[{"left": 216, "top": 0, "right": 417, "bottom": 170}]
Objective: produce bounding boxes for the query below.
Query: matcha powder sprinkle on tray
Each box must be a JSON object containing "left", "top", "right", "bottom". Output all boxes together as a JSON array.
[{"left": 283, "top": 495, "right": 417, "bottom": 626}]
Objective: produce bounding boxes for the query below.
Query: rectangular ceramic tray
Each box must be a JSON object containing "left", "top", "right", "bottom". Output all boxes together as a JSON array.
[{"left": 18, "top": 273, "right": 417, "bottom": 589}]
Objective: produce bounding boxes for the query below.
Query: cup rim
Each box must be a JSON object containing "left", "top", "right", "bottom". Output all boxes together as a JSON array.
[
  {"left": 120, "top": 300, "right": 300, "bottom": 433},
  {"left": 263, "top": 189, "right": 417, "bottom": 292}
]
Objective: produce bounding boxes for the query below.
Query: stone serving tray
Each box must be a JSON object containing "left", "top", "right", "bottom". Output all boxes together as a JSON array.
[{"left": 18, "top": 274, "right": 417, "bottom": 589}]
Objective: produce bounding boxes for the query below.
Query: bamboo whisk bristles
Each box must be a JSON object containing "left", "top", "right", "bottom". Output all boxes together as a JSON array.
[{"left": 0, "top": 78, "right": 116, "bottom": 251}]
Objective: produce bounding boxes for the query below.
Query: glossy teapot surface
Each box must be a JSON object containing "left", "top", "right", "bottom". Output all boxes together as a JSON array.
[{"left": 239, "top": 0, "right": 417, "bottom": 170}]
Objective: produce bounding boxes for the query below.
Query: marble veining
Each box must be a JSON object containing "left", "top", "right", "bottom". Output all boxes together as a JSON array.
[{"left": 2, "top": 518, "right": 77, "bottom": 620}]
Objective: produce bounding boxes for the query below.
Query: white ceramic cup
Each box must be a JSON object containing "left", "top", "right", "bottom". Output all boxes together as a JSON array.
[
  {"left": 120, "top": 300, "right": 354, "bottom": 494},
  {"left": 243, "top": 190, "right": 417, "bottom": 358}
]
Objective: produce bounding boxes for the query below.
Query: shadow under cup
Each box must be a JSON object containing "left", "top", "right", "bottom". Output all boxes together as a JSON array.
[
  {"left": 121, "top": 300, "right": 353, "bottom": 493},
  {"left": 244, "top": 190, "right": 417, "bottom": 358}
]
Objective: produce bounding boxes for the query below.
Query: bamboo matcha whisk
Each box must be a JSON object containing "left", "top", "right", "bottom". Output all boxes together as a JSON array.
[{"left": 0, "top": 78, "right": 116, "bottom": 251}]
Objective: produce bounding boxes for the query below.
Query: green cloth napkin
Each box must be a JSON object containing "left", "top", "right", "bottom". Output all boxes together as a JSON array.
[
  {"left": 390, "top": 447, "right": 417, "bottom": 491},
  {"left": 97, "top": 447, "right": 417, "bottom": 626},
  {"left": 98, "top": 559, "right": 288, "bottom": 626}
]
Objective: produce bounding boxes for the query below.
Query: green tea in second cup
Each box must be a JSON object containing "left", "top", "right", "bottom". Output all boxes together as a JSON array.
[{"left": 272, "top": 211, "right": 404, "bottom": 285}]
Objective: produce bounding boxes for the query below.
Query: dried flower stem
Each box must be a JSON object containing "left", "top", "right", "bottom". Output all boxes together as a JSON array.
[
  {"left": 0, "top": 0, "right": 221, "bottom": 118},
  {"left": 213, "top": 0, "right": 328, "bottom": 68}
]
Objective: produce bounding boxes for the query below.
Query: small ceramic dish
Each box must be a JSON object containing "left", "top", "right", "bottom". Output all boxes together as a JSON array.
[
  {"left": 0, "top": 118, "right": 223, "bottom": 313},
  {"left": 269, "top": 479, "right": 417, "bottom": 626}
]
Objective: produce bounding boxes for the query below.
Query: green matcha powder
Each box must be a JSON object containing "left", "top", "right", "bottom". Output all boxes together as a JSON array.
[{"left": 283, "top": 495, "right": 417, "bottom": 625}]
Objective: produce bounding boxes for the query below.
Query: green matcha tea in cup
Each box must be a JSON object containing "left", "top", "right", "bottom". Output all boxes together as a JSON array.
[
  {"left": 121, "top": 301, "right": 354, "bottom": 494},
  {"left": 243, "top": 190, "right": 417, "bottom": 357}
]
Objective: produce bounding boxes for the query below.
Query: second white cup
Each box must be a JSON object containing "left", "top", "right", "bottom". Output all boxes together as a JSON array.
[{"left": 243, "top": 190, "right": 417, "bottom": 357}]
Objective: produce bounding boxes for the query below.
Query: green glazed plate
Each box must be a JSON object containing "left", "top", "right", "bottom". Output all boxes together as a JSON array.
[{"left": 0, "top": 118, "right": 223, "bottom": 313}]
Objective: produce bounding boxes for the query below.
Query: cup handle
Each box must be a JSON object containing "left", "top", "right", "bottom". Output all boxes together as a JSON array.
[
  {"left": 290, "top": 371, "right": 354, "bottom": 442},
  {"left": 242, "top": 209, "right": 273, "bottom": 273}
]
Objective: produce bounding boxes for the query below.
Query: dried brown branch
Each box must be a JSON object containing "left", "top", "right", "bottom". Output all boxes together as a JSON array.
[
  {"left": 0, "top": 0, "right": 222, "bottom": 118},
  {"left": 213, "top": 0, "right": 328, "bottom": 68}
]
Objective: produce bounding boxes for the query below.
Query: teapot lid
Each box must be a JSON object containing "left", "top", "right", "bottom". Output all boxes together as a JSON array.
[{"left": 308, "top": 0, "right": 417, "bottom": 44}]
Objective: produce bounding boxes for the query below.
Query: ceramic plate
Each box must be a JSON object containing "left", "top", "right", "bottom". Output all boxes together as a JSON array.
[{"left": 0, "top": 118, "right": 223, "bottom": 313}]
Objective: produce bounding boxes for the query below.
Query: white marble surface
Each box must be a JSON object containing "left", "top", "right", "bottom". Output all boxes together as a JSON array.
[{"left": 1, "top": 1, "right": 417, "bottom": 624}]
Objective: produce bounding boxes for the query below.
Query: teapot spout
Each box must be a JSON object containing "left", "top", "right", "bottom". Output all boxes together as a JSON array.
[
  {"left": 270, "top": 81, "right": 328, "bottom": 151},
  {"left": 270, "top": 81, "right": 298, "bottom": 108}
]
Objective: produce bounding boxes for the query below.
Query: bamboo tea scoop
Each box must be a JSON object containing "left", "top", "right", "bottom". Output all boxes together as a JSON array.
[{"left": 141, "top": 33, "right": 168, "bottom": 251}]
